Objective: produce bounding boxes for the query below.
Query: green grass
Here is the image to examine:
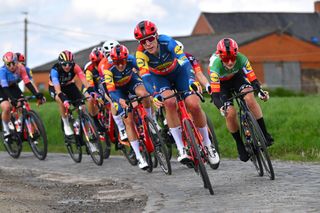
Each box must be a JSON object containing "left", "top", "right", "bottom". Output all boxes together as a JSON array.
[
  {"left": 2, "top": 95, "right": 320, "bottom": 162},
  {"left": 202, "top": 95, "right": 320, "bottom": 162}
]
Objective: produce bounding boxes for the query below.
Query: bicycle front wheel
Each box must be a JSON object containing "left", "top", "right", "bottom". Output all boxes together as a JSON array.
[
  {"left": 247, "top": 112, "right": 275, "bottom": 180},
  {"left": 184, "top": 119, "right": 214, "bottom": 195},
  {"left": 61, "top": 119, "right": 82, "bottom": 163},
  {"left": 145, "top": 116, "right": 171, "bottom": 175},
  {"left": 206, "top": 113, "right": 220, "bottom": 170},
  {"left": 25, "top": 110, "right": 48, "bottom": 160},
  {"left": 81, "top": 113, "right": 104, "bottom": 166}
]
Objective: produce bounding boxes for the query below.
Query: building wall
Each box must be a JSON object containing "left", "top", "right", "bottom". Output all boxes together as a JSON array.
[{"left": 191, "top": 14, "right": 213, "bottom": 35}]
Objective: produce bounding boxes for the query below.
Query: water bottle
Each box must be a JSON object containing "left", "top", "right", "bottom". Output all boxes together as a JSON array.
[{"left": 73, "top": 119, "right": 80, "bottom": 135}]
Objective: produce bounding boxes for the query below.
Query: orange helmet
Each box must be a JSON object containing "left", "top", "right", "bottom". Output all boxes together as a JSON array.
[
  {"left": 216, "top": 38, "right": 238, "bottom": 63},
  {"left": 89, "top": 47, "right": 103, "bottom": 63}
]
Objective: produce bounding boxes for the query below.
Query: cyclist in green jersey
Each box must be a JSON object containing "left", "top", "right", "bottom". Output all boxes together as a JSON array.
[{"left": 208, "top": 38, "right": 273, "bottom": 162}]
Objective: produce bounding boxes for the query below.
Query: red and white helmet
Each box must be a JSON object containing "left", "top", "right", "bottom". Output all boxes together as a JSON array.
[
  {"left": 134, "top": 20, "right": 157, "bottom": 40},
  {"left": 216, "top": 38, "right": 238, "bottom": 62},
  {"left": 3, "top": 52, "right": 17, "bottom": 64}
]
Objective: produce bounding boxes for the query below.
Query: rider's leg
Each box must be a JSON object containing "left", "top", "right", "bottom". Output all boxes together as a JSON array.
[
  {"left": 1, "top": 100, "right": 12, "bottom": 135},
  {"left": 243, "top": 88, "right": 273, "bottom": 145},
  {"left": 225, "top": 105, "right": 249, "bottom": 162}
]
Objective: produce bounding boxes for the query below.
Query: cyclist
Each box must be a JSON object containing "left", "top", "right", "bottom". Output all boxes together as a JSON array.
[
  {"left": 15, "top": 52, "right": 33, "bottom": 80},
  {"left": 102, "top": 44, "right": 151, "bottom": 170},
  {"left": 0, "top": 52, "right": 44, "bottom": 143},
  {"left": 83, "top": 47, "right": 106, "bottom": 132},
  {"left": 49, "top": 50, "right": 94, "bottom": 136},
  {"left": 98, "top": 40, "right": 128, "bottom": 141},
  {"left": 175, "top": 40, "right": 211, "bottom": 94},
  {"left": 134, "top": 20, "right": 219, "bottom": 165},
  {"left": 208, "top": 38, "right": 274, "bottom": 162}
]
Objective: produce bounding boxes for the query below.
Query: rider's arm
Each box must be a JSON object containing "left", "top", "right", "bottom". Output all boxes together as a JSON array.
[
  {"left": 208, "top": 67, "right": 224, "bottom": 109},
  {"left": 74, "top": 64, "right": 91, "bottom": 89},
  {"left": 241, "top": 60, "right": 261, "bottom": 90},
  {"left": 102, "top": 69, "right": 120, "bottom": 102},
  {"left": 18, "top": 65, "right": 39, "bottom": 95},
  {"left": 135, "top": 50, "right": 155, "bottom": 95}
]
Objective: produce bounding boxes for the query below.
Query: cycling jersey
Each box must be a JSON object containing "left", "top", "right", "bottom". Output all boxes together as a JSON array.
[
  {"left": 0, "top": 64, "right": 30, "bottom": 87},
  {"left": 84, "top": 61, "right": 102, "bottom": 88},
  {"left": 135, "top": 34, "right": 193, "bottom": 95},
  {"left": 208, "top": 52, "right": 257, "bottom": 93},
  {"left": 102, "top": 55, "right": 142, "bottom": 102},
  {"left": 185, "top": 52, "right": 202, "bottom": 83},
  {"left": 49, "top": 63, "right": 85, "bottom": 86}
]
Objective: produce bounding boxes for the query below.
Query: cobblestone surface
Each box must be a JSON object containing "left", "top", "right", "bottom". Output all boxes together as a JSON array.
[{"left": 0, "top": 152, "right": 319, "bottom": 212}]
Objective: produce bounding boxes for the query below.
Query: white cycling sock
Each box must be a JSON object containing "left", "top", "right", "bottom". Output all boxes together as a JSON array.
[
  {"left": 145, "top": 107, "right": 152, "bottom": 118},
  {"left": 198, "top": 126, "right": 211, "bottom": 147},
  {"left": 113, "top": 114, "right": 125, "bottom": 131},
  {"left": 169, "top": 126, "right": 184, "bottom": 154},
  {"left": 61, "top": 116, "right": 70, "bottom": 127},
  {"left": 2, "top": 120, "right": 9, "bottom": 134},
  {"left": 130, "top": 140, "right": 142, "bottom": 160}
]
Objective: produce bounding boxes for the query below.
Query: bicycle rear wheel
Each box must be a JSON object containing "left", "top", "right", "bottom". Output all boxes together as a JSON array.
[
  {"left": 247, "top": 112, "right": 275, "bottom": 180},
  {"left": 145, "top": 116, "right": 171, "bottom": 175},
  {"left": 81, "top": 113, "right": 104, "bottom": 166},
  {"left": 184, "top": 120, "right": 214, "bottom": 195},
  {"left": 206, "top": 113, "right": 220, "bottom": 170},
  {"left": 25, "top": 110, "right": 48, "bottom": 160},
  {"left": 61, "top": 119, "right": 82, "bottom": 163}
]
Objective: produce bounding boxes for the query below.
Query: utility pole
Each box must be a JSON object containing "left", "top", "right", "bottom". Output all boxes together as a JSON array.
[{"left": 22, "top": 11, "right": 28, "bottom": 66}]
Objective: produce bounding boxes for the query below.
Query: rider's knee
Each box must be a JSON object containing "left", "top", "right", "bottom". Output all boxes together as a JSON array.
[{"left": 163, "top": 98, "right": 176, "bottom": 111}]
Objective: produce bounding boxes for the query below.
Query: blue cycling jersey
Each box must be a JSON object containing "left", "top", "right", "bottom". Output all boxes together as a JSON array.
[{"left": 0, "top": 64, "right": 30, "bottom": 87}]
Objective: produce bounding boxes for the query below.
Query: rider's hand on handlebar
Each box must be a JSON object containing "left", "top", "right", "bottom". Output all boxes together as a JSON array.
[
  {"left": 63, "top": 100, "right": 70, "bottom": 110},
  {"left": 205, "top": 83, "right": 212, "bottom": 95},
  {"left": 119, "top": 98, "right": 128, "bottom": 109},
  {"left": 258, "top": 89, "right": 269, "bottom": 102},
  {"left": 220, "top": 101, "right": 232, "bottom": 117},
  {"left": 190, "top": 81, "right": 203, "bottom": 94},
  {"left": 153, "top": 93, "right": 164, "bottom": 109}
]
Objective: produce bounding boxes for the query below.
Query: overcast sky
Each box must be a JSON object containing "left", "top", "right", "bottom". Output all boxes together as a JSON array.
[{"left": 0, "top": 0, "right": 317, "bottom": 68}]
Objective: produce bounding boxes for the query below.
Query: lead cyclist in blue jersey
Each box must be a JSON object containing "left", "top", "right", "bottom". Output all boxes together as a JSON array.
[{"left": 134, "top": 20, "right": 219, "bottom": 166}]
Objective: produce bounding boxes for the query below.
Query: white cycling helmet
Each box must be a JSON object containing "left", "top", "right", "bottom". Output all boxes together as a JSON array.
[
  {"left": 101, "top": 40, "right": 120, "bottom": 57},
  {"left": 175, "top": 40, "right": 184, "bottom": 52}
]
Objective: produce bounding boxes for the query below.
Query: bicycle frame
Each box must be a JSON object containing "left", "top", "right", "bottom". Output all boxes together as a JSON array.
[
  {"left": 126, "top": 95, "right": 155, "bottom": 153},
  {"left": 12, "top": 97, "right": 39, "bottom": 141}
]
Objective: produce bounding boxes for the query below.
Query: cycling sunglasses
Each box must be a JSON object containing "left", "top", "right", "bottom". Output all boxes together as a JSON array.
[
  {"left": 220, "top": 55, "right": 236, "bottom": 63},
  {"left": 60, "top": 62, "right": 74, "bottom": 67},
  {"left": 5, "top": 61, "right": 16, "bottom": 67},
  {"left": 112, "top": 59, "right": 127, "bottom": 65},
  {"left": 139, "top": 35, "right": 157, "bottom": 45}
]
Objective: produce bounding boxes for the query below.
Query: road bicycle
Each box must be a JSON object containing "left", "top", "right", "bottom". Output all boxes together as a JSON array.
[
  {"left": 156, "top": 105, "right": 220, "bottom": 169},
  {"left": 125, "top": 94, "right": 172, "bottom": 175},
  {"left": 95, "top": 98, "right": 138, "bottom": 165},
  {"left": 162, "top": 90, "right": 215, "bottom": 195},
  {"left": 62, "top": 97, "right": 103, "bottom": 166},
  {"left": 0, "top": 96, "right": 48, "bottom": 160},
  {"left": 227, "top": 89, "right": 275, "bottom": 180}
]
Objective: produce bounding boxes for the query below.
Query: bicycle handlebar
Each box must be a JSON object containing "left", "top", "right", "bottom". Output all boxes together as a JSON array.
[{"left": 124, "top": 94, "right": 152, "bottom": 118}]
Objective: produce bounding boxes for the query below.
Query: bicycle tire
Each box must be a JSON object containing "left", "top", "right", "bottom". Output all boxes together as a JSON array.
[
  {"left": 184, "top": 119, "right": 214, "bottom": 195},
  {"left": 156, "top": 107, "right": 174, "bottom": 160},
  {"left": 102, "top": 132, "right": 112, "bottom": 159},
  {"left": 81, "top": 113, "right": 104, "bottom": 166},
  {"left": 247, "top": 112, "right": 275, "bottom": 180},
  {"left": 145, "top": 116, "right": 172, "bottom": 175},
  {"left": 240, "top": 120, "right": 263, "bottom": 177},
  {"left": 140, "top": 140, "right": 153, "bottom": 173},
  {"left": 205, "top": 113, "right": 220, "bottom": 170},
  {"left": 25, "top": 110, "right": 48, "bottom": 160},
  {"left": 61, "top": 118, "right": 82, "bottom": 163}
]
